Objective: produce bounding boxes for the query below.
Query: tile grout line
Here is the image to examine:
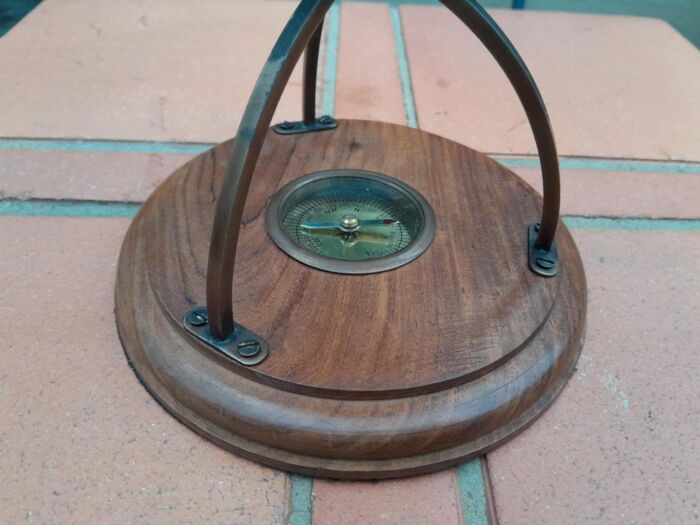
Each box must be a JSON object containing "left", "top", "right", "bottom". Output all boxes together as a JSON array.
[
  {"left": 0, "top": 138, "right": 214, "bottom": 155},
  {"left": 0, "top": 199, "right": 141, "bottom": 217},
  {"left": 2, "top": 138, "right": 700, "bottom": 174},
  {"left": 480, "top": 456, "right": 500, "bottom": 524},
  {"left": 390, "top": 1, "right": 419, "bottom": 128},
  {"left": 564, "top": 216, "right": 700, "bottom": 231},
  {"left": 288, "top": 474, "right": 314, "bottom": 525},
  {"left": 457, "top": 459, "right": 490, "bottom": 525},
  {"left": 496, "top": 156, "right": 700, "bottom": 174}
]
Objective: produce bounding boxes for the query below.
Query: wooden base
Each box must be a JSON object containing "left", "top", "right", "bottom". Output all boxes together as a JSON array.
[{"left": 115, "top": 120, "right": 586, "bottom": 479}]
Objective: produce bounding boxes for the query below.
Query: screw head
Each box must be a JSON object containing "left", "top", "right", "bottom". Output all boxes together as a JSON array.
[
  {"left": 319, "top": 115, "right": 334, "bottom": 125},
  {"left": 238, "top": 340, "right": 261, "bottom": 358},
  {"left": 278, "top": 121, "right": 294, "bottom": 130},
  {"left": 535, "top": 257, "right": 555, "bottom": 270},
  {"left": 340, "top": 214, "right": 359, "bottom": 230},
  {"left": 186, "top": 308, "right": 208, "bottom": 326}
]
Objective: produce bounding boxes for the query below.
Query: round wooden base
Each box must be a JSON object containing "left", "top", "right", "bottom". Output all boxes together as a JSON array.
[{"left": 115, "top": 120, "right": 586, "bottom": 479}]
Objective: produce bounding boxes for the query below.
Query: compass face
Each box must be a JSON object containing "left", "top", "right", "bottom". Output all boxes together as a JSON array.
[{"left": 266, "top": 170, "right": 435, "bottom": 274}]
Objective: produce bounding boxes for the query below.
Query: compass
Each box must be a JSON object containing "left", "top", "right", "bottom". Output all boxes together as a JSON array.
[
  {"left": 115, "top": 0, "right": 587, "bottom": 481},
  {"left": 266, "top": 170, "right": 436, "bottom": 274}
]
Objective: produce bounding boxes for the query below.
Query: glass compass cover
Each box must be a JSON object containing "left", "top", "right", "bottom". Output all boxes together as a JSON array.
[{"left": 266, "top": 170, "right": 435, "bottom": 274}]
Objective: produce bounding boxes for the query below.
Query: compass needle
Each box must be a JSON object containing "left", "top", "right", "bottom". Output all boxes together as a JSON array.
[
  {"left": 300, "top": 223, "right": 341, "bottom": 231},
  {"left": 354, "top": 231, "right": 392, "bottom": 244},
  {"left": 359, "top": 218, "right": 400, "bottom": 227},
  {"left": 299, "top": 218, "right": 398, "bottom": 230},
  {"left": 272, "top": 171, "right": 434, "bottom": 271}
]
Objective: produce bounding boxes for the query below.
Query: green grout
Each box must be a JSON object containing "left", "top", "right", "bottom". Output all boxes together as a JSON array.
[
  {"left": 493, "top": 155, "right": 700, "bottom": 174},
  {"left": 0, "top": 199, "right": 141, "bottom": 217},
  {"left": 288, "top": 474, "right": 314, "bottom": 525},
  {"left": 0, "top": 138, "right": 213, "bottom": 155},
  {"left": 457, "top": 460, "right": 489, "bottom": 525},
  {"left": 321, "top": 2, "right": 341, "bottom": 117},
  {"left": 563, "top": 216, "right": 700, "bottom": 231},
  {"left": 390, "top": 2, "right": 419, "bottom": 128}
]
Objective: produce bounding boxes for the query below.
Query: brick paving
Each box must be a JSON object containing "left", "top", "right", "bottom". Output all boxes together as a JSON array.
[{"left": 1, "top": 1, "right": 698, "bottom": 523}]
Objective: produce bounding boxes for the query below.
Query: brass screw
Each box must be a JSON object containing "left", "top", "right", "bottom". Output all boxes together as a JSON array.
[
  {"left": 536, "top": 257, "right": 555, "bottom": 270},
  {"left": 238, "top": 340, "right": 261, "bottom": 358},
  {"left": 340, "top": 214, "right": 359, "bottom": 229},
  {"left": 187, "top": 309, "right": 208, "bottom": 326}
]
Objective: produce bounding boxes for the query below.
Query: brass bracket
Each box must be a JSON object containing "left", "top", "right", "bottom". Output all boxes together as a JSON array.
[
  {"left": 183, "top": 308, "right": 269, "bottom": 366},
  {"left": 273, "top": 115, "right": 338, "bottom": 135},
  {"left": 528, "top": 222, "right": 559, "bottom": 277}
]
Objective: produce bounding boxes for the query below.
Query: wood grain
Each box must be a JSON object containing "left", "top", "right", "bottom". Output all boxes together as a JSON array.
[
  {"left": 115, "top": 120, "right": 586, "bottom": 478},
  {"left": 140, "top": 120, "right": 559, "bottom": 398}
]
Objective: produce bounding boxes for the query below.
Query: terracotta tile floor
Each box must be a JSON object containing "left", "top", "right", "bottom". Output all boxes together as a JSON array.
[{"left": 1, "top": 2, "right": 699, "bottom": 524}]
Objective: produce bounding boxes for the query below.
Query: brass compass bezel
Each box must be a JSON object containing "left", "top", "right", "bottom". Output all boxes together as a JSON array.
[{"left": 265, "top": 169, "right": 436, "bottom": 274}]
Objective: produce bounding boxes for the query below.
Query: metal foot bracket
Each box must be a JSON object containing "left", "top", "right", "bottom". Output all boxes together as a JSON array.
[
  {"left": 273, "top": 115, "right": 338, "bottom": 135},
  {"left": 183, "top": 308, "right": 269, "bottom": 366},
  {"left": 528, "top": 222, "right": 559, "bottom": 277}
]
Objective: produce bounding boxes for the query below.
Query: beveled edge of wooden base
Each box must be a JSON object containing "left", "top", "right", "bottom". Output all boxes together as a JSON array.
[{"left": 116, "top": 314, "right": 585, "bottom": 480}]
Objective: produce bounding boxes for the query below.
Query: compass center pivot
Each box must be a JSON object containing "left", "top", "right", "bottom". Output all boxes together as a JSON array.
[{"left": 340, "top": 214, "right": 359, "bottom": 230}]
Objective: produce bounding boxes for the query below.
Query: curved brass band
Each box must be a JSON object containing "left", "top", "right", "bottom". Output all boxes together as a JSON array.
[
  {"left": 206, "top": 0, "right": 561, "bottom": 341},
  {"left": 206, "top": 0, "right": 334, "bottom": 340},
  {"left": 439, "top": 0, "right": 560, "bottom": 251},
  {"left": 303, "top": 21, "right": 324, "bottom": 125},
  {"left": 300, "top": 0, "right": 560, "bottom": 253}
]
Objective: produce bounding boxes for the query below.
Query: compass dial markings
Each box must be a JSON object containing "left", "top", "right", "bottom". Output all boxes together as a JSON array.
[
  {"left": 283, "top": 194, "right": 412, "bottom": 261},
  {"left": 271, "top": 172, "right": 432, "bottom": 269}
]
